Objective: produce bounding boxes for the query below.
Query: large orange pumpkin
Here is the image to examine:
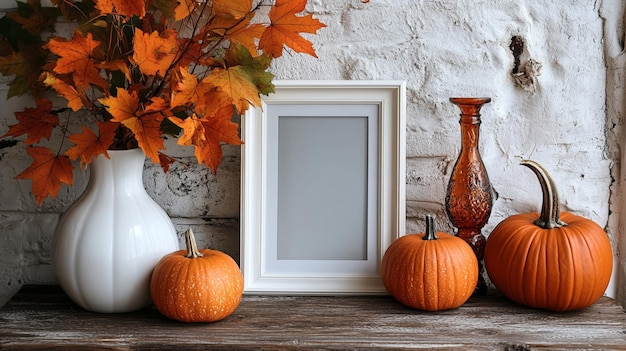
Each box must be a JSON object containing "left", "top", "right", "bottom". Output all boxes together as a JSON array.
[
  {"left": 484, "top": 160, "right": 613, "bottom": 311},
  {"left": 381, "top": 215, "right": 478, "bottom": 311},
  {"left": 150, "top": 228, "right": 244, "bottom": 322}
]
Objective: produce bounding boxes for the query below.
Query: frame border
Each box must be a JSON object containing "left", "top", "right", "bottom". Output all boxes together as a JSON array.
[{"left": 241, "top": 80, "right": 406, "bottom": 295}]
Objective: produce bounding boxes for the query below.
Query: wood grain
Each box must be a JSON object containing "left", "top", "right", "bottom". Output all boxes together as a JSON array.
[{"left": 0, "top": 285, "right": 625, "bottom": 350}]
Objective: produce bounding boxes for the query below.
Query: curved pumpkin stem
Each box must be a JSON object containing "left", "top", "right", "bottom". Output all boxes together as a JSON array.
[
  {"left": 422, "top": 214, "right": 439, "bottom": 240},
  {"left": 520, "top": 160, "right": 567, "bottom": 229},
  {"left": 184, "top": 228, "right": 204, "bottom": 258}
]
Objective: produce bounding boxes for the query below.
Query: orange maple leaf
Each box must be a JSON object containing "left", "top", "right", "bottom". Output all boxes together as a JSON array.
[
  {"left": 171, "top": 68, "right": 202, "bottom": 108},
  {"left": 2, "top": 98, "right": 59, "bottom": 145},
  {"left": 175, "top": 0, "right": 198, "bottom": 20},
  {"left": 46, "top": 31, "right": 106, "bottom": 89},
  {"left": 169, "top": 114, "right": 206, "bottom": 146},
  {"left": 132, "top": 28, "right": 178, "bottom": 77},
  {"left": 16, "top": 147, "right": 73, "bottom": 205},
  {"left": 43, "top": 73, "right": 87, "bottom": 112},
  {"left": 99, "top": 89, "right": 166, "bottom": 164},
  {"left": 195, "top": 88, "right": 236, "bottom": 118},
  {"left": 223, "top": 14, "right": 266, "bottom": 55},
  {"left": 213, "top": 0, "right": 252, "bottom": 19},
  {"left": 99, "top": 88, "right": 139, "bottom": 122},
  {"left": 95, "top": 0, "right": 146, "bottom": 18},
  {"left": 123, "top": 111, "right": 165, "bottom": 165},
  {"left": 97, "top": 59, "right": 131, "bottom": 82},
  {"left": 65, "top": 121, "right": 118, "bottom": 168},
  {"left": 259, "top": 0, "right": 326, "bottom": 58},
  {"left": 193, "top": 106, "right": 242, "bottom": 172}
]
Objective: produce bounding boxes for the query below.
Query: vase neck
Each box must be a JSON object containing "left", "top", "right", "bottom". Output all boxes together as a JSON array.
[
  {"left": 88, "top": 149, "right": 146, "bottom": 192},
  {"left": 458, "top": 117, "right": 481, "bottom": 149},
  {"left": 450, "top": 98, "right": 490, "bottom": 151}
]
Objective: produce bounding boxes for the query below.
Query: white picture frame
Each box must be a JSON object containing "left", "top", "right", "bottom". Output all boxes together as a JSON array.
[{"left": 241, "top": 80, "right": 406, "bottom": 295}]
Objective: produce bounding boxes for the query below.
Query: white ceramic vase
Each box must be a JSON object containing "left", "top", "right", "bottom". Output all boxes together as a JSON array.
[{"left": 52, "top": 148, "right": 179, "bottom": 313}]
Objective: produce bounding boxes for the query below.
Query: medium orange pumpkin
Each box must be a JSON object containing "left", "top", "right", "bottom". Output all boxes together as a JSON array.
[
  {"left": 381, "top": 215, "right": 478, "bottom": 311},
  {"left": 150, "top": 228, "right": 244, "bottom": 322},
  {"left": 484, "top": 160, "right": 613, "bottom": 311}
]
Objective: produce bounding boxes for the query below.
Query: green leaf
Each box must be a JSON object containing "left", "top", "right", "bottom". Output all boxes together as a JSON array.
[
  {"left": 150, "top": 0, "right": 179, "bottom": 19},
  {"left": 225, "top": 44, "right": 275, "bottom": 96},
  {"left": 0, "top": 44, "right": 48, "bottom": 98},
  {"left": 0, "top": 16, "right": 41, "bottom": 51},
  {"left": 10, "top": 0, "right": 61, "bottom": 34}
]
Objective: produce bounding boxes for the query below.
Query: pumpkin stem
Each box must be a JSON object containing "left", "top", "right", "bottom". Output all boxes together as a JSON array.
[
  {"left": 520, "top": 160, "right": 567, "bottom": 229},
  {"left": 184, "top": 228, "right": 204, "bottom": 258},
  {"left": 422, "top": 214, "right": 439, "bottom": 240}
]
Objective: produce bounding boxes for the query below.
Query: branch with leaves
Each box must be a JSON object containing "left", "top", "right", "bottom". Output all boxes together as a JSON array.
[{"left": 0, "top": 0, "right": 325, "bottom": 204}]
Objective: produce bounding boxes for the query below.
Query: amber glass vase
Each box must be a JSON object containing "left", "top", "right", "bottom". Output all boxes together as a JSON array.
[{"left": 445, "top": 97, "right": 494, "bottom": 295}]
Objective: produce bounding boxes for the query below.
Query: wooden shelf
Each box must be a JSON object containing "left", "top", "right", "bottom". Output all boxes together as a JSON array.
[{"left": 1, "top": 285, "right": 625, "bottom": 350}]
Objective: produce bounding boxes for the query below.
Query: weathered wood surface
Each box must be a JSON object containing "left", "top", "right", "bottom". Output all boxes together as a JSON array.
[{"left": 0, "top": 285, "right": 625, "bottom": 350}]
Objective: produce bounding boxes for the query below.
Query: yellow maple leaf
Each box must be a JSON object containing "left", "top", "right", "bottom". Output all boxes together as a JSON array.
[{"left": 202, "top": 66, "right": 260, "bottom": 113}]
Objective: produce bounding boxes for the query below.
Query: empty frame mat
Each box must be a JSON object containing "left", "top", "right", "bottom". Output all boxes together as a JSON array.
[{"left": 265, "top": 104, "right": 379, "bottom": 274}]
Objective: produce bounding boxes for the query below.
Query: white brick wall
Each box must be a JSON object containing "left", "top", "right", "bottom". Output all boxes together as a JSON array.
[{"left": 1, "top": 1, "right": 624, "bottom": 307}]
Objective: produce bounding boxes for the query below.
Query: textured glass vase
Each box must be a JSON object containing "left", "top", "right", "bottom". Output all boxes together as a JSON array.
[
  {"left": 445, "top": 97, "right": 494, "bottom": 295},
  {"left": 52, "top": 148, "right": 179, "bottom": 313}
]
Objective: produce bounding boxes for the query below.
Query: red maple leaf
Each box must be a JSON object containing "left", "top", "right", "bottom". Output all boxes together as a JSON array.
[
  {"left": 2, "top": 98, "right": 59, "bottom": 145},
  {"left": 16, "top": 147, "right": 74, "bottom": 205},
  {"left": 65, "top": 121, "right": 119, "bottom": 168}
]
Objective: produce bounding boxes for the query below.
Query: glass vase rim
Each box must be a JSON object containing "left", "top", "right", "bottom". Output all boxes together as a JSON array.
[{"left": 449, "top": 97, "right": 492, "bottom": 105}]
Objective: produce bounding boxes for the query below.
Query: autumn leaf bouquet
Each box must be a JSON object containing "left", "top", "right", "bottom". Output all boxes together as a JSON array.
[{"left": 0, "top": 0, "right": 325, "bottom": 204}]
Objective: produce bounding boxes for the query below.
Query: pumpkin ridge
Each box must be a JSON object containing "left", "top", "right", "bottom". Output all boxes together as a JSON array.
[
  {"left": 429, "top": 243, "right": 440, "bottom": 310},
  {"left": 558, "top": 228, "right": 578, "bottom": 311},
  {"left": 523, "top": 229, "right": 544, "bottom": 307},
  {"left": 445, "top": 239, "right": 459, "bottom": 307},
  {"left": 410, "top": 237, "right": 421, "bottom": 305},
  {"left": 565, "top": 224, "right": 600, "bottom": 310},
  {"left": 508, "top": 226, "right": 537, "bottom": 303},
  {"left": 569, "top": 223, "right": 602, "bottom": 310},
  {"left": 447, "top": 238, "right": 473, "bottom": 307},
  {"left": 166, "top": 259, "right": 185, "bottom": 319}
]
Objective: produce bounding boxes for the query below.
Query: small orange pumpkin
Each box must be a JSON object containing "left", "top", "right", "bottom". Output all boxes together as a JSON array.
[
  {"left": 381, "top": 215, "right": 478, "bottom": 311},
  {"left": 150, "top": 228, "right": 244, "bottom": 322},
  {"left": 484, "top": 160, "right": 613, "bottom": 311}
]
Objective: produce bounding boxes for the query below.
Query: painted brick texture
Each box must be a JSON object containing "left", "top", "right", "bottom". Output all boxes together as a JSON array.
[{"left": 0, "top": 1, "right": 624, "bottom": 307}]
